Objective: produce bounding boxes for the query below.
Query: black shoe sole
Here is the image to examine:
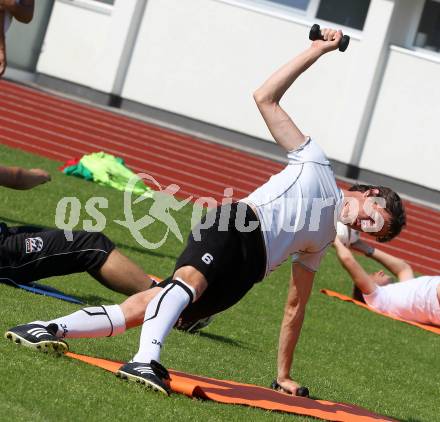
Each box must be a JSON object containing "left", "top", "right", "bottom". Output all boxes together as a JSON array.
[
  {"left": 116, "top": 369, "right": 170, "bottom": 396},
  {"left": 4, "top": 331, "right": 68, "bottom": 355},
  {"left": 177, "top": 316, "right": 215, "bottom": 333}
]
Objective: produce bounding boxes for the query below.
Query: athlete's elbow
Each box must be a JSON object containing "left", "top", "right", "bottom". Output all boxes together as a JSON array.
[
  {"left": 337, "top": 253, "right": 353, "bottom": 266},
  {"left": 0, "top": 167, "right": 23, "bottom": 189},
  {"left": 21, "top": 14, "right": 33, "bottom": 24},
  {"left": 14, "top": 7, "right": 34, "bottom": 23},
  {"left": 397, "top": 261, "right": 413, "bottom": 278},
  {"left": 400, "top": 261, "right": 412, "bottom": 273},
  {"left": 253, "top": 88, "right": 276, "bottom": 105},
  {"left": 15, "top": 1, "right": 35, "bottom": 23}
]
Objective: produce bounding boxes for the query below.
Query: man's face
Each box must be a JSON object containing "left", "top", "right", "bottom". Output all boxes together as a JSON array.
[
  {"left": 370, "top": 270, "right": 393, "bottom": 286},
  {"left": 342, "top": 190, "right": 391, "bottom": 239}
]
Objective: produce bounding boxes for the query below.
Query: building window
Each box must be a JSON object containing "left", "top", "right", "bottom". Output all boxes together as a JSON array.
[
  {"left": 265, "top": 0, "right": 310, "bottom": 11},
  {"left": 228, "top": 0, "right": 371, "bottom": 30},
  {"left": 316, "top": 0, "right": 371, "bottom": 30},
  {"left": 414, "top": 0, "right": 440, "bottom": 52}
]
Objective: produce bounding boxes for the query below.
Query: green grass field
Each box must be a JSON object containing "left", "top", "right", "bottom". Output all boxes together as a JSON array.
[{"left": 0, "top": 145, "right": 438, "bottom": 422}]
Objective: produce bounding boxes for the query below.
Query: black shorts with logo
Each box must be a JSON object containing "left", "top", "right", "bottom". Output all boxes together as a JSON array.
[
  {"left": 173, "top": 202, "right": 266, "bottom": 322},
  {"left": 0, "top": 224, "right": 115, "bottom": 284}
]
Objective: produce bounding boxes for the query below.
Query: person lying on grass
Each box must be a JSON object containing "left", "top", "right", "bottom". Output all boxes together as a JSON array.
[
  {"left": 5, "top": 28, "right": 406, "bottom": 398},
  {"left": 0, "top": 165, "right": 155, "bottom": 296},
  {"left": 334, "top": 236, "right": 440, "bottom": 326}
]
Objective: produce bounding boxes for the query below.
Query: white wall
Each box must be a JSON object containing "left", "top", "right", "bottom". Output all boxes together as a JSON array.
[
  {"left": 122, "top": 0, "right": 402, "bottom": 166},
  {"left": 37, "top": 0, "right": 141, "bottom": 93},
  {"left": 361, "top": 46, "right": 440, "bottom": 191},
  {"left": 122, "top": 0, "right": 358, "bottom": 162},
  {"left": 35, "top": 0, "right": 439, "bottom": 193}
]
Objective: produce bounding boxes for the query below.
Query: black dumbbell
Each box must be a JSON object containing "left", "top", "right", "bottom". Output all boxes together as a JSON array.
[
  {"left": 309, "top": 24, "right": 350, "bottom": 52},
  {"left": 270, "top": 379, "right": 310, "bottom": 398}
]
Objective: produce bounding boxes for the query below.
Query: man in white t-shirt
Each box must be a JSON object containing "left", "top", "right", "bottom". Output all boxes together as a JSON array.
[
  {"left": 0, "top": 0, "right": 34, "bottom": 76},
  {"left": 334, "top": 236, "right": 440, "bottom": 326},
  {"left": 6, "top": 28, "right": 406, "bottom": 397}
]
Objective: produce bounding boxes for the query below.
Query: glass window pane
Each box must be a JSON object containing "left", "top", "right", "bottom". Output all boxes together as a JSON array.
[
  {"left": 93, "top": 0, "right": 115, "bottom": 4},
  {"left": 316, "top": 0, "right": 371, "bottom": 30},
  {"left": 414, "top": 0, "right": 440, "bottom": 51},
  {"left": 266, "top": 0, "right": 310, "bottom": 11}
]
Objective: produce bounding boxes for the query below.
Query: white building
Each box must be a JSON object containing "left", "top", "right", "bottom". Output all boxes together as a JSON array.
[{"left": 5, "top": 0, "right": 440, "bottom": 204}]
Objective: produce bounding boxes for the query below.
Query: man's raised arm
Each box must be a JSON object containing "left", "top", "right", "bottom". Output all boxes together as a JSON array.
[
  {"left": 0, "top": 1, "right": 34, "bottom": 76},
  {"left": 0, "top": 9, "right": 6, "bottom": 76},
  {"left": 0, "top": 0, "right": 34, "bottom": 24},
  {"left": 334, "top": 237, "right": 377, "bottom": 295},
  {"left": 352, "top": 239, "right": 414, "bottom": 281},
  {"left": 253, "top": 28, "right": 343, "bottom": 152}
]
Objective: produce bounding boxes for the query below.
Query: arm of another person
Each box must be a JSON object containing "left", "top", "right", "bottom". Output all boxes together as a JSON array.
[
  {"left": 351, "top": 239, "right": 414, "bottom": 281},
  {"left": 0, "top": 0, "right": 34, "bottom": 23},
  {"left": 253, "top": 28, "right": 343, "bottom": 152},
  {"left": 276, "top": 263, "right": 314, "bottom": 395},
  {"left": 0, "top": 166, "right": 51, "bottom": 189},
  {"left": 334, "top": 237, "right": 377, "bottom": 294},
  {"left": 0, "top": 9, "right": 6, "bottom": 76}
]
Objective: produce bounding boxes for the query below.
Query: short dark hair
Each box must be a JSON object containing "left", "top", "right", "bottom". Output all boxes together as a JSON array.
[{"left": 348, "top": 184, "right": 406, "bottom": 242}]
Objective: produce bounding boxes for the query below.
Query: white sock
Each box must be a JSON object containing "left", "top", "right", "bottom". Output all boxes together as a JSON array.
[
  {"left": 132, "top": 278, "right": 195, "bottom": 364},
  {"left": 32, "top": 305, "right": 126, "bottom": 339}
]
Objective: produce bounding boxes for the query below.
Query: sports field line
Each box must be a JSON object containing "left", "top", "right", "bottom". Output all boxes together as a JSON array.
[
  {"left": 0, "top": 82, "right": 280, "bottom": 173},
  {"left": 0, "top": 96, "right": 275, "bottom": 185},
  {"left": 0, "top": 115, "right": 252, "bottom": 196}
]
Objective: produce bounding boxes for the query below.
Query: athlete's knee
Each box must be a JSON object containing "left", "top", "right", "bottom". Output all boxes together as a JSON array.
[
  {"left": 173, "top": 266, "right": 207, "bottom": 300},
  {"left": 72, "top": 230, "right": 115, "bottom": 255},
  {"left": 87, "top": 231, "right": 115, "bottom": 252}
]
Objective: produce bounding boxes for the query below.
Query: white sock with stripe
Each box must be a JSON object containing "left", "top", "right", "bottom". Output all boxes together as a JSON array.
[
  {"left": 32, "top": 305, "right": 126, "bottom": 339},
  {"left": 131, "top": 278, "right": 195, "bottom": 364}
]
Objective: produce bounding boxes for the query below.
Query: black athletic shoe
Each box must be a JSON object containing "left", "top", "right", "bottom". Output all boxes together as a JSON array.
[
  {"left": 4, "top": 323, "right": 68, "bottom": 354},
  {"left": 175, "top": 315, "right": 215, "bottom": 333},
  {"left": 116, "top": 360, "right": 171, "bottom": 395}
]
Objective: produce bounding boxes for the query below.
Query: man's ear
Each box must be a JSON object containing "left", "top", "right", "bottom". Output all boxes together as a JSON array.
[{"left": 364, "top": 188, "right": 379, "bottom": 197}]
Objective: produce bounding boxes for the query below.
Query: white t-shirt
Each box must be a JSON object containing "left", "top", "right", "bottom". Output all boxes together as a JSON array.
[
  {"left": 363, "top": 276, "right": 440, "bottom": 326},
  {"left": 243, "top": 138, "right": 343, "bottom": 275}
]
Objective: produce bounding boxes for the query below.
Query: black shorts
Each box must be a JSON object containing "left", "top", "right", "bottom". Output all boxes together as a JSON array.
[
  {"left": 0, "top": 224, "right": 115, "bottom": 284},
  {"left": 173, "top": 202, "right": 266, "bottom": 321}
]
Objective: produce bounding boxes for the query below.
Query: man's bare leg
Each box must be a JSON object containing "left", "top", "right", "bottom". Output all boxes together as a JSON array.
[
  {"left": 120, "top": 287, "right": 164, "bottom": 328},
  {"left": 89, "top": 249, "right": 154, "bottom": 296}
]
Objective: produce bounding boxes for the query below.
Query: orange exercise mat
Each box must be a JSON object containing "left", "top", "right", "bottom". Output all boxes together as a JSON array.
[
  {"left": 321, "top": 289, "right": 440, "bottom": 335},
  {"left": 66, "top": 352, "right": 396, "bottom": 422}
]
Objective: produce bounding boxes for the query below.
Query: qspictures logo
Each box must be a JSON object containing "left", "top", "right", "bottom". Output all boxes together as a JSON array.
[{"left": 54, "top": 173, "right": 386, "bottom": 249}]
